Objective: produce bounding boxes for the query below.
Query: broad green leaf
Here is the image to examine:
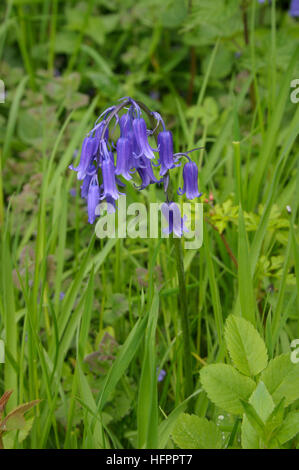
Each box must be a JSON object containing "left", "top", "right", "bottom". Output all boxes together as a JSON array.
[
  {"left": 172, "top": 413, "right": 222, "bottom": 449},
  {"left": 200, "top": 364, "right": 255, "bottom": 415},
  {"left": 241, "top": 382, "right": 275, "bottom": 449},
  {"left": 276, "top": 412, "right": 299, "bottom": 444},
  {"left": 158, "top": 390, "right": 202, "bottom": 449},
  {"left": 260, "top": 354, "right": 299, "bottom": 406},
  {"left": 225, "top": 315, "right": 268, "bottom": 376}
]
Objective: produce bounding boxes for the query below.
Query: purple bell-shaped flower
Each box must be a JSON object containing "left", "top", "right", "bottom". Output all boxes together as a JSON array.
[
  {"left": 87, "top": 174, "right": 100, "bottom": 224},
  {"left": 115, "top": 137, "right": 133, "bottom": 181},
  {"left": 161, "top": 202, "right": 189, "bottom": 237},
  {"left": 157, "top": 130, "right": 175, "bottom": 176},
  {"left": 70, "top": 137, "right": 98, "bottom": 180},
  {"left": 178, "top": 161, "right": 200, "bottom": 200},
  {"left": 132, "top": 118, "right": 156, "bottom": 160},
  {"left": 101, "top": 157, "right": 122, "bottom": 201}
]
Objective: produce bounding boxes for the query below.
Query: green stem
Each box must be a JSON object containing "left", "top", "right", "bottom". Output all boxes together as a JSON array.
[
  {"left": 165, "top": 177, "right": 193, "bottom": 401},
  {"left": 101, "top": 98, "right": 194, "bottom": 400},
  {"left": 173, "top": 236, "right": 193, "bottom": 400}
]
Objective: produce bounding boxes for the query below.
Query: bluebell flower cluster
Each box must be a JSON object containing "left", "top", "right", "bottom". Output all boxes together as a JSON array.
[
  {"left": 69, "top": 97, "right": 201, "bottom": 225},
  {"left": 258, "top": 0, "right": 299, "bottom": 17},
  {"left": 290, "top": 0, "right": 299, "bottom": 16}
]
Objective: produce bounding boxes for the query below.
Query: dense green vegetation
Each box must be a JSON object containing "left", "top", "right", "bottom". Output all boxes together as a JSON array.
[{"left": 0, "top": 0, "right": 299, "bottom": 449}]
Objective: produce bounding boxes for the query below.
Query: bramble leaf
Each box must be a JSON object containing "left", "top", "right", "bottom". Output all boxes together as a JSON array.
[
  {"left": 241, "top": 381, "right": 275, "bottom": 449},
  {"left": 276, "top": 412, "right": 299, "bottom": 445},
  {"left": 260, "top": 354, "right": 299, "bottom": 406},
  {"left": 225, "top": 315, "right": 268, "bottom": 376},
  {"left": 172, "top": 413, "right": 222, "bottom": 449},
  {"left": 200, "top": 364, "right": 255, "bottom": 415}
]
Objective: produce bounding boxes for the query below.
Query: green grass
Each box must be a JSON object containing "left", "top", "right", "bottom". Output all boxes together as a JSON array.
[{"left": 0, "top": 0, "right": 298, "bottom": 450}]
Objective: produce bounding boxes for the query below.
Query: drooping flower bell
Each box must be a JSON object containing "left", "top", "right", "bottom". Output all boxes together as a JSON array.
[
  {"left": 132, "top": 118, "right": 156, "bottom": 160},
  {"left": 81, "top": 166, "right": 93, "bottom": 199},
  {"left": 161, "top": 202, "right": 189, "bottom": 238},
  {"left": 178, "top": 160, "right": 200, "bottom": 200},
  {"left": 100, "top": 140, "right": 123, "bottom": 201},
  {"left": 157, "top": 130, "right": 175, "bottom": 176},
  {"left": 136, "top": 157, "right": 161, "bottom": 189},
  {"left": 69, "top": 96, "right": 202, "bottom": 224},
  {"left": 70, "top": 136, "right": 98, "bottom": 180},
  {"left": 290, "top": 0, "right": 299, "bottom": 16},
  {"left": 115, "top": 137, "right": 133, "bottom": 180},
  {"left": 87, "top": 174, "right": 100, "bottom": 224}
]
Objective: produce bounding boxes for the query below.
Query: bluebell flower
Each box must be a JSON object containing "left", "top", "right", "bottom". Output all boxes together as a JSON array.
[
  {"left": 290, "top": 0, "right": 299, "bottom": 16},
  {"left": 178, "top": 160, "right": 200, "bottom": 200},
  {"left": 115, "top": 137, "right": 133, "bottom": 180},
  {"left": 161, "top": 202, "right": 189, "bottom": 237},
  {"left": 70, "top": 137, "right": 98, "bottom": 180},
  {"left": 157, "top": 130, "right": 176, "bottom": 176},
  {"left": 132, "top": 118, "right": 157, "bottom": 160},
  {"left": 119, "top": 113, "right": 132, "bottom": 137},
  {"left": 81, "top": 170, "right": 93, "bottom": 199},
  {"left": 87, "top": 175, "right": 100, "bottom": 224},
  {"left": 136, "top": 157, "right": 161, "bottom": 189},
  {"left": 105, "top": 194, "right": 116, "bottom": 214},
  {"left": 157, "top": 368, "right": 166, "bottom": 382},
  {"left": 101, "top": 155, "right": 122, "bottom": 201},
  {"left": 69, "top": 96, "right": 202, "bottom": 224}
]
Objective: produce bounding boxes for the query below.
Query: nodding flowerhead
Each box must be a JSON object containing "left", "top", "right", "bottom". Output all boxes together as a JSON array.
[
  {"left": 290, "top": 0, "right": 299, "bottom": 16},
  {"left": 87, "top": 174, "right": 100, "bottom": 224},
  {"left": 161, "top": 202, "right": 189, "bottom": 238},
  {"left": 132, "top": 117, "right": 157, "bottom": 160},
  {"left": 115, "top": 137, "right": 133, "bottom": 181},
  {"left": 136, "top": 157, "right": 162, "bottom": 189},
  {"left": 101, "top": 157, "right": 123, "bottom": 201},
  {"left": 178, "top": 160, "right": 201, "bottom": 200},
  {"left": 70, "top": 136, "right": 98, "bottom": 180},
  {"left": 69, "top": 97, "right": 202, "bottom": 224},
  {"left": 157, "top": 130, "right": 176, "bottom": 176}
]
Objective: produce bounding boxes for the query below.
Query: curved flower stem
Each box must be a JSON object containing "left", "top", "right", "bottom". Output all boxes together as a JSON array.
[
  {"left": 137, "top": 99, "right": 194, "bottom": 399},
  {"left": 173, "top": 236, "right": 194, "bottom": 401},
  {"left": 100, "top": 98, "right": 194, "bottom": 400},
  {"left": 100, "top": 99, "right": 159, "bottom": 141},
  {"left": 166, "top": 180, "right": 193, "bottom": 402}
]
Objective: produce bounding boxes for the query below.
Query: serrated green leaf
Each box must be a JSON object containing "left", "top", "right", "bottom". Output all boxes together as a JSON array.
[
  {"left": 225, "top": 315, "right": 268, "bottom": 376},
  {"left": 260, "top": 354, "right": 299, "bottom": 406},
  {"left": 200, "top": 364, "right": 255, "bottom": 415},
  {"left": 3, "top": 413, "right": 26, "bottom": 432},
  {"left": 276, "top": 412, "right": 299, "bottom": 444},
  {"left": 172, "top": 413, "right": 222, "bottom": 449},
  {"left": 241, "top": 382, "right": 275, "bottom": 449}
]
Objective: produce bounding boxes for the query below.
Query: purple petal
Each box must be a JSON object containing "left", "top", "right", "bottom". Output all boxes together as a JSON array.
[
  {"left": 87, "top": 175, "right": 100, "bottom": 224},
  {"left": 290, "top": 0, "right": 299, "bottom": 16},
  {"left": 115, "top": 137, "right": 133, "bottom": 180},
  {"left": 161, "top": 202, "right": 189, "bottom": 237},
  {"left": 178, "top": 161, "right": 200, "bottom": 200},
  {"left": 136, "top": 157, "right": 161, "bottom": 189},
  {"left": 70, "top": 137, "right": 99, "bottom": 180},
  {"left": 157, "top": 130, "right": 175, "bottom": 176},
  {"left": 133, "top": 118, "right": 157, "bottom": 160},
  {"left": 101, "top": 158, "right": 122, "bottom": 200}
]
